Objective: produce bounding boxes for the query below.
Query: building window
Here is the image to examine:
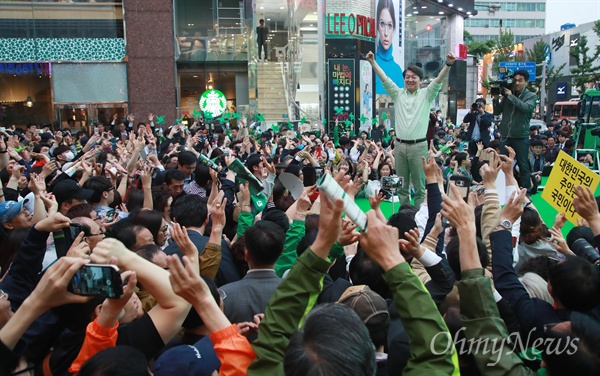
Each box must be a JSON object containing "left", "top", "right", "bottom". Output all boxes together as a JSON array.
[
  {"left": 0, "top": 1, "right": 124, "bottom": 39},
  {"left": 473, "top": 2, "right": 545, "bottom": 12},
  {"left": 466, "top": 18, "right": 544, "bottom": 29},
  {"left": 474, "top": 2, "right": 490, "bottom": 11}
]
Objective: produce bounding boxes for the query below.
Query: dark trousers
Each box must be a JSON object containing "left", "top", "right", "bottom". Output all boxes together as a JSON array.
[
  {"left": 501, "top": 137, "right": 531, "bottom": 192},
  {"left": 258, "top": 41, "right": 267, "bottom": 60}
]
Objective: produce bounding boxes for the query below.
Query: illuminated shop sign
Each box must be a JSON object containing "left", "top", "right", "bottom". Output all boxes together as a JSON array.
[
  {"left": 0, "top": 63, "right": 51, "bottom": 76},
  {"left": 199, "top": 89, "right": 227, "bottom": 117},
  {"left": 326, "top": 13, "right": 376, "bottom": 39}
]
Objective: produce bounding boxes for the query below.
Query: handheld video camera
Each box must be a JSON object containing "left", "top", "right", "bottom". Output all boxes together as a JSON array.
[{"left": 489, "top": 66, "right": 514, "bottom": 96}]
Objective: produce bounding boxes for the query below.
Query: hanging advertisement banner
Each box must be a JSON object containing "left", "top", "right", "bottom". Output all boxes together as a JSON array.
[
  {"left": 359, "top": 60, "right": 373, "bottom": 132},
  {"left": 374, "top": 0, "right": 404, "bottom": 95},
  {"left": 328, "top": 59, "right": 356, "bottom": 126}
]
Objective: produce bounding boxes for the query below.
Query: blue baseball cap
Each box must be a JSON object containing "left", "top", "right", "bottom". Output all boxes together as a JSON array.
[
  {"left": 151, "top": 336, "right": 220, "bottom": 376},
  {"left": 0, "top": 200, "right": 25, "bottom": 223}
]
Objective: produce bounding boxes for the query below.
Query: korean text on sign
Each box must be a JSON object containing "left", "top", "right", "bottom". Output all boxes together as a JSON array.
[{"left": 541, "top": 151, "right": 600, "bottom": 224}]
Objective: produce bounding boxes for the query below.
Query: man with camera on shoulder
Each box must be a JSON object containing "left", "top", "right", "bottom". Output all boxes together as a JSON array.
[{"left": 492, "top": 70, "right": 537, "bottom": 193}]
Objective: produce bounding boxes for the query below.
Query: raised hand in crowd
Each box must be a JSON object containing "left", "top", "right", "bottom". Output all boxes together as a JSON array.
[
  {"left": 170, "top": 222, "right": 199, "bottom": 263},
  {"left": 337, "top": 217, "right": 360, "bottom": 246},
  {"left": 359, "top": 210, "right": 404, "bottom": 272},
  {"left": 66, "top": 232, "right": 91, "bottom": 259},
  {"left": 0, "top": 257, "right": 91, "bottom": 351},
  {"left": 573, "top": 185, "right": 600, "bottom": 235}
]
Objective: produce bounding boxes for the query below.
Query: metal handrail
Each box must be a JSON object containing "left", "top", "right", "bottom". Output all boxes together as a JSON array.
[{"left": 280, "top": 39, "right": 322, "bottom": 125}]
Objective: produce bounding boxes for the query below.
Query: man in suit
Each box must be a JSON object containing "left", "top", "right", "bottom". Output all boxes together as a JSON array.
[
  {"left": 545, "top": 135, "right": 559, "bottom": 163},
  {"left": 164, "top": 195, "right": 241, "bottom": 287},
  {"left": 220, "top": 220, "right": 285, "bottom": 340},
  {"left": 556, "top": 131, "right": 569, "bottom": 151},
  {"left": 529, "top": 139, "right": 546, "bottom": 194},
  {"left": 462, "top": 98, "right": 492, "bottom": 157},
  {"left": 256, "top": 19, "right": 269, "bottom": 61}
]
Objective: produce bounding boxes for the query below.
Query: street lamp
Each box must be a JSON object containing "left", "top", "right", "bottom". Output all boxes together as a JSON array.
[{"left": 488, "top": 4, "right": 500, "bottom": 15}]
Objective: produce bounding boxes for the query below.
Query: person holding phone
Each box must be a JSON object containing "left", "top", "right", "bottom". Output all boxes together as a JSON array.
[{"left": 366, "top": 50, "right": 455, "bottom": 207}]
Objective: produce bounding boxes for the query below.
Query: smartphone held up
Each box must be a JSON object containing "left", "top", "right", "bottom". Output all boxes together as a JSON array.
[
  {"left": 69, "top": 264, "right": 124, "bottom": 298},
  {"left": 446, "top": 175, "right": 471, "bottom": 201}
]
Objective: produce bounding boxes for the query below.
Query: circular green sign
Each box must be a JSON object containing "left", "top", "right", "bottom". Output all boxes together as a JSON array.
[{"left": 199, "top": 89, "right": 227, "bottom": 117}]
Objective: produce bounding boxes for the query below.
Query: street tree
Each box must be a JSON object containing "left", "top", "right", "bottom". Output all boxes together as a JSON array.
[
  {"left": 491, "top": 28, "right": 520, "bottom": 72},
  {"left": 569, "top": 20, "right": 600, "bottom": 94},
  {"left": 464, "top": 30, "right": 495, "bottom": 62},
  {"left": 481, "top": 28, "right": 520, "bottom": 91},
  {"left": 525, "top": 39, "right": 566, "bottom": 94}
]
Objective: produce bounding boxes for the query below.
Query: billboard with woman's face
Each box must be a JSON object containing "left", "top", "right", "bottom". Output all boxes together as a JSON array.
[{"left": 375, "top": 0, "right": 404, "bottom": 95}]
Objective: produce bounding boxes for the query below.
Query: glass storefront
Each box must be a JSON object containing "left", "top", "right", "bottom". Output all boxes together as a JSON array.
[
  {"left": 0, "top": 1, "right": 127, "bottom": 127},
  {"left": 174, "top": 0, "right": 250, "bottom": 63},
  {"left": 174, "top": 0, "right": 253, "bottom": 118},
  {"left": 54, "top": 103, "right": 128, "bottom": 130},
  {"left": 0, "top": 63, "right": 52, "bottom": 126},
  {"left": 177, "top": 64, "right": 245, "bottom": 118},
  {"left": 405, "top": 15, "right": 448, "bottom": 82},
  {"left": 0, "top": 62, "right": 128, "bottom": 128}
]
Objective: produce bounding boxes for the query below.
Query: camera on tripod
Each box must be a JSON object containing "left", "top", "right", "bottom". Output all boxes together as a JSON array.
[{"left": 490, "top": 66, "right": 514, "bottom": 96}]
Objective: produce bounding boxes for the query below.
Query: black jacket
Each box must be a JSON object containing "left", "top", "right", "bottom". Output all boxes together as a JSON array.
[
  {"left": 491, "top": 230, "right": 571, "bottom": 344},
  {"left": 463, "top": 111, "right": 492, "bottom": 146}
]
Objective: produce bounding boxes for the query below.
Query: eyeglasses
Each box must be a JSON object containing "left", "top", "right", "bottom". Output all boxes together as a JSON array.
[
  {"left": 88, "top": 231, "right": 106, "bottom": 238},
  {"left": 105, "top": 186, "right": 115, "bottom": 193},
  {"left": 378, "top": 21, "right": 393, "bottom": 32},
  {"left": 0, "top": 289, "right": 7, "bottom": 300},
  {"left": 161, "top": 224, "right": 169, "bottom": 234},
  {"left": 218, "top": 289, "right": 227, "bottom": 300}
]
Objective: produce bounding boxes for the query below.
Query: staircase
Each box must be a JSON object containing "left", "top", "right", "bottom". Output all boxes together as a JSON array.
[{"left": 257, "top": 62, "right": 290, "bottom": 126}]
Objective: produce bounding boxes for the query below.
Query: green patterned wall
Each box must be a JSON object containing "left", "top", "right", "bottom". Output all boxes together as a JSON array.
[{"left": 0, "top": 38, "right": 125, "bottom": 62}]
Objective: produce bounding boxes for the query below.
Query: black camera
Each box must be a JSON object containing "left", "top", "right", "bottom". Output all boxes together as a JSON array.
[
  {"left": 590, "top": 127, "right": 600, "bottom": 137},
  {"left": 490, "top": 77, "right": 514, "bottom": 96},
  {"left": 470, "top": 103, "right": 482, "bottom": 112},
  {"left": 570, "top": 238, "right": 600, "bottom": 265},
  {"left": 490, "top": 66, "right": 514, "bottom": 96}
]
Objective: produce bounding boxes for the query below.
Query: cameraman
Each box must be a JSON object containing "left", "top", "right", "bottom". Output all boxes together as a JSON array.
[
  {"left": 462, "top": 98, "right": 491, "bottom": 157},
  {"left": 492, "top": 69, "right": 537, "bottom": 193}
]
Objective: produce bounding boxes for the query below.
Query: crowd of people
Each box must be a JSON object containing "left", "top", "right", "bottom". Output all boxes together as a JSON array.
[{"left": 0, "top": 104, "right": 598, "bottom": 376}]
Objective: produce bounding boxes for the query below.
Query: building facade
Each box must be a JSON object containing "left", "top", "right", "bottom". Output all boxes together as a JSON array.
[
  {"left": 0, "top": 0, "right": 476, "bottom": 133},
  {"left": 521, "top": 21, "right": 600, "bottom": 116},
  {"left": 465, "top": 0, "right": 546, "bottom": 43}
]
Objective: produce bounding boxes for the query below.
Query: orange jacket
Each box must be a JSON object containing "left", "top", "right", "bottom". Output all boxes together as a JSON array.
[
  {"left": 68, "top": 318, "right": 119, "bottom": 374},
  {"left": 210, "top": 324, "right": 256, "bottom": 376}
]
